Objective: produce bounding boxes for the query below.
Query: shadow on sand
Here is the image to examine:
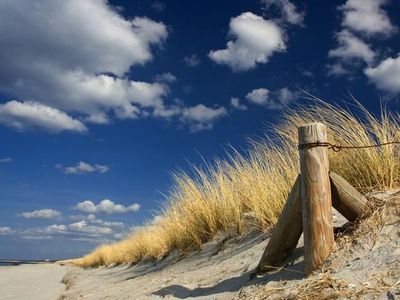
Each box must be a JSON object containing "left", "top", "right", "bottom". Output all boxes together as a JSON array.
[{"left": 152, "top": 247, "right": 305, "bottom": 299}]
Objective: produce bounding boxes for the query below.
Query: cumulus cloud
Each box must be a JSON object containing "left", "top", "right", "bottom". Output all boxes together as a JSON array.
[
  {"left": 230, "top": 98, "right": 248, "bottom": 111},
  {"left": 275, "top": 87, "right": 296, "bottom": 105},
  {"left": 19, "top": 209, "right": 62, "bottom": 220},
  {"left": 84, "top": 214, "right": 125, "bottom": 228},
  {"left": 154, "top": 73, "right": 177, "bottom": 83},
  {"left": 75, "top": 199, "right": 141, "bottom": 214},
  {"left": 181, "top": 104, "right": 227, "bottom": 132},
  {"left": 246, "top": 88, "right": 270, "bottom": 105},
  {"left": 56, "top": 161, "right": 109, "bottom": 175},
  {"left": 0, "top": 1, "right": 230, "bottom": 133},
  {"left": 183, "top": 54, "right": 201, "bottom": 67},
  {"left": 18, "top": 211, "right": 131, "bottom": 241},
  {"left": 328, "top": 30, "right": 375, "bottom": 64},
  {"left": 327, "top": 0, "right": 396, "bottom": 76},
  {"left": 0, "top": 157, "right": 12, "bottom": 163},
  {"left": 68, "top": 221, "right": 113, "bottom": 235},
  {"left": 261, "top": 0, "right": 305, "bottom": 25},
  {"left": 365, "top": 55, "right": 400, "bottom": 94},
  {"left": 246, "top": 87, "right": 297, "bottom": 109},
  {"left": 0, "top": 101, "right": 87, "bottom": 133},
  {"left": 84, "top": 113, "right": 111, "bottom": 125},
  {"left": 209, "top": 12, "right": 285, "bottom": 71},
  {"left": 20, "top": 222, "right": 115, "bottom": 241},
  {"left": 340, "top": 0, "right": 397, "bottom": 37},
  {"left": 0, "top": 0, "right": 179, "bottom": 132},
  {"left": 0, "top": 227, "right": 15, "bottom": 235}
]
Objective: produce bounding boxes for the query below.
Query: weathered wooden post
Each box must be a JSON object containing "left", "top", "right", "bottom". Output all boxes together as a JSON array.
[
  {"left": 256, "top": 123, "right": 372, "bottom": 275},
  {"left": 330, "top": 172, "right": 371, "bottom": 221},
  {"left": 256, "top": 175, "right": 303, "bottom": 273},
  {"left": 298, "top": 123, "right": 334, "bottom": 274}
]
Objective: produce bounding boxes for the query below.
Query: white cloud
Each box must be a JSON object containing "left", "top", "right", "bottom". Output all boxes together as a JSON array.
[
  {"left": 181, "top": 104, "right": 227, "bottom": 132},
  {"left": 18, "top": 212, "right": 130, "bottom": 241},
  {"left": 183, "top": 54, "right": 201, "bottom": 67},
  {"left": 84, "top": 113, "right": 111, "bottom": 125},
  {"left": 0, "top": 101, "right": 87, "bottom": 133},
  {"left": 20, "top": 222, "right": 114, "bottom": 241},
  {"left": 0, "top": 227, "right": 15, "bottom": 235},
  {"left": 154, "top": 73, "right": 177, "bottom": 83},
  {"left": 209, "top": 12, "right": 285, "bottom": 71},
  {"left": 326, "top": 0, "right": 395, "bottom": 76},
  {"left": 230, "top": 98, "right": 248, "bottom": 111},
  {"left": 57, "top": 161, "right": 109, "bottom": 175},
  {"left": 365, "top": 55, "right": 400, "bottom": 94},
  {"left": 340, "top": 0, "right": 397, "bottom": 37},
  {"left": 19, "top": 209, "right": 62, "bottom": 220},
  {"left": 246, "top": 88, "right": 270, "bottom": 105},
  {"left": 0, "top": 0, "right": 173, "bottom": 132},
  {"left": 75, "top": 199, "right": 141, "bottom": 214},
  {"left": 328, "top": 30, "right": 375, "bottom": 64},
  {"left": 85, "top": 214, "right": 125, "bottom": 228},
  {"left": 246, "top": 87, "right": 297, "bottom": 109},
  {"left": 261, "top": 0, "right": 305, "bottom": 25},
  {"left": 68, "top": 221, "right": 113, "bottom": 235},
  {"left": 276, "top": 87, "right": 296, "bottom": 105},
  {"left": 0, "top": 157, "right": 12, "bottom": 163}
]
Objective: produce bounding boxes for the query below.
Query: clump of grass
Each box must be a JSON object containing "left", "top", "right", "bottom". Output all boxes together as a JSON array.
[{"left": 73, "top": 99, "right": 400, "bottom": 268}]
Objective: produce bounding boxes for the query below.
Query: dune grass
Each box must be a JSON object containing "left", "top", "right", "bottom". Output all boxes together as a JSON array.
[{"left": 73, "top": 99, "right": 400, "bottom": 267}]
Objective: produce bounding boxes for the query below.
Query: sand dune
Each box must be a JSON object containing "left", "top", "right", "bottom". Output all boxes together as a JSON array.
[
  {"left": 1, "top": 190, "right": 397, "bottom": 299},
  {"left": 59, "top": 190, "right": 400, "bottom": 299}
]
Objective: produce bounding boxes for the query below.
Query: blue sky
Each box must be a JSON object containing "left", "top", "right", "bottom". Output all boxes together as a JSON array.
[{"left": 0, "top": 0, "right": 399, "bottom": 260}]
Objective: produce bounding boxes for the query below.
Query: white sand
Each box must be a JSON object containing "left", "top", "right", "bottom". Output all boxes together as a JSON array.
[
  {"left": 3, "top": 190, "right": 398, "bottom": 300},
  {"left": 0, "top": 263, "right": 67, "bottom": 300},
  {"left": 60, "top": 189, "right": 400, "bottom": 299}
]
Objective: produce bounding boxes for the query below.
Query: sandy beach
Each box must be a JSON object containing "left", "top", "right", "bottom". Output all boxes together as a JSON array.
[
  {"left": 0, "top": 263, "right": 67, "bottom": 300},
  {"left": 60, "top": 190, "right": 400, "bottom": 299},
  {"left": 0, "top": 190, "right": 398, "bottom": 300}
]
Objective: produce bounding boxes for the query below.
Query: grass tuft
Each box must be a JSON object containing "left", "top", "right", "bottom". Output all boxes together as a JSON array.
[{"left": 72, "top": 99, "right": 400, "bottom": 267}]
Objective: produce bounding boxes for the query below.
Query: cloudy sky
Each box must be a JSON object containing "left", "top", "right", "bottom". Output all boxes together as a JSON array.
[{"left": 0, "top": 0, "right": 399, "bottom": 259}]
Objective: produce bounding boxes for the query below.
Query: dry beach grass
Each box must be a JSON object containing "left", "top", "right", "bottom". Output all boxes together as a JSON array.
[{"left": 72, "top": 99, "right": 400, "bottom": 268}]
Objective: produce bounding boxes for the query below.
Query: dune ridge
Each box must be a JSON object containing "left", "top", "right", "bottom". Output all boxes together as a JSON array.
[{"left": 73, "top": 98, "right": 400, "bottom": 268}]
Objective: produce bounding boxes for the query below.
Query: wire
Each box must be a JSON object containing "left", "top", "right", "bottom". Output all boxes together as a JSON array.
[{"left": 298, "top": 141, "right": 400, "bottom": 152}]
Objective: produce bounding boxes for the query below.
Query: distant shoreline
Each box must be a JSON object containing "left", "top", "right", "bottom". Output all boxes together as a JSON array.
[{"left": 0, "top": 259, "right": 57, "bottom": 266}]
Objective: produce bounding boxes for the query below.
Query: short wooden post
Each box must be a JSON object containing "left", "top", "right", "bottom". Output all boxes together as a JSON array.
[
  {"left": 299, "top": 123, "right": 334, "bottom": 275},
  {"left": 330, "top": 172, "right": 371, "bottom": 221},
  {"left": 256, "top": 175, "right": 303, "bottom": 273}
]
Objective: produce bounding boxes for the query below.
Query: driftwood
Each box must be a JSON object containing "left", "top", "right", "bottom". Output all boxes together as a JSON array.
[
  {"left": 330, "top": 171, "right": 371, "bottom": 221},
  {"left": 256, "top": 175, "right": 302, "bottom": 273},
  {"left": 299, "top": 123, "right": 334, "bottom": 274}
]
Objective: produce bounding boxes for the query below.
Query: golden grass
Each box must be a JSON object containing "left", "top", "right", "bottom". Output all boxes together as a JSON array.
[{"left": 72, "top": 99, "right": 400, "bottom": 267}]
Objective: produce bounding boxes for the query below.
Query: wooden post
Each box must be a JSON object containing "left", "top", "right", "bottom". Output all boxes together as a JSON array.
[
  {"left": 330, "top": 172, "right": 371, "bottom": 221},
  {"left": 299, "top": 123, "right": 334, "bottom": 275},
  {"left": 256, "top": 175, "right": 303, "bottom": 273}
]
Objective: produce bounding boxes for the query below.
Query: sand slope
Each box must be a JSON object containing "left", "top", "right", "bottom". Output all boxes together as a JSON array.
[
  {"left": 61, "top": 190, "right": 400, "bottom": 299},
  {"left": 0, "top": 263, "right": 67, "bottom": 300}
]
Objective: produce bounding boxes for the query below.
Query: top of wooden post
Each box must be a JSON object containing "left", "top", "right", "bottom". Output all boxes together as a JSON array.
[{"left": 298, "top": 122, "right": 327, "bottom": 145}]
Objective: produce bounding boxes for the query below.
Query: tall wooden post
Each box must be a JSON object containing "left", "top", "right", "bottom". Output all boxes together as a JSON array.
[{"left": 298, "top": 123, "right": 334, "bottom": 274}]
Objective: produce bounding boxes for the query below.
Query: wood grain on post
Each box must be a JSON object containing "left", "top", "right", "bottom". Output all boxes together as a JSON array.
[
  {"left": 299, "top": 123, "right": 334, "bottom": 275},
  {"left": 330, "top": 171, "right": 371, "bottom": 221},
  {"left": 256, "top": 175, "right": 303, "bottom": 273}
]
